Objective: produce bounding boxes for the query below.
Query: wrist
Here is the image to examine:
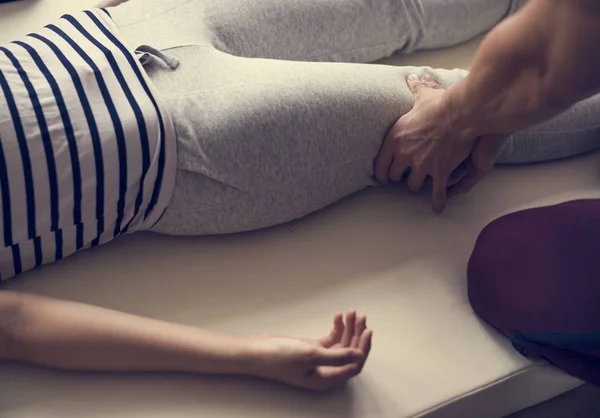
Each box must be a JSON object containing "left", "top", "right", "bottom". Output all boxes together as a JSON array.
[
  {"left": 236, "top": 335, "right": 278, "bottom": 379},
  {"left": 178, "top": 333, "right": 261, "bottom": 377},
  {"left": 217, "top": 335, "right": 262, "bottom": 376},
  {"left": 442, "top": 84, "right": 484, "bottom": 141},
  {"left": 205, "top": 334, "right": 278, "bottom": 378}
]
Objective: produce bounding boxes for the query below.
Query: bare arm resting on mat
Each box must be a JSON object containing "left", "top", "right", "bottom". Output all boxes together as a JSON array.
[
  {"left": 0, "top": 291, "right": 371, "bottom": 391},
  {"left": 375, "top": 0, "right": 600, "bottom": 212}
]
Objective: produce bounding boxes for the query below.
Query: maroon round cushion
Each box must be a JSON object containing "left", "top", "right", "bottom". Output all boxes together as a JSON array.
[{"left": 468, "top": 199, "right": 600, "bottom": 385}]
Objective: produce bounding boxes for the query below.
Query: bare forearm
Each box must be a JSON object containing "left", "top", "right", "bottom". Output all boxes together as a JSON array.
[
  {"left": 2, "top": 292, "right": 254, "bottom": 375},
  {"left": 445, "top": 0, "right": 600, "bottom": 138}
]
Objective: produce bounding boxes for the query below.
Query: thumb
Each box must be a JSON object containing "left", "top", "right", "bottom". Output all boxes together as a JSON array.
[
  {"left": 310, "top": 348, "right": 363, "bottom": 367},
  {"left": 406, "top": 74, "right": 442, "bottom": 96},
  {"left": 473, "top": 134, "right": 508, "bottom": 167},
  {"left": 447, "top": 160, "right": 485, "bottom": 198},
  {"left": 448, "top": 134, "right": 507, "bottom": 198}
]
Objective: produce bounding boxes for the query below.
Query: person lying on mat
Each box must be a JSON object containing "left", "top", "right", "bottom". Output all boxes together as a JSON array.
[
  {"left": 0, "top": 0, "right": 598, "bottom": 389},
  {"left": 378, "top": 0, "right": 600, "bottom": 385},
  {"left": 0, "top": 0, "right": 371, "bottom": 391}
]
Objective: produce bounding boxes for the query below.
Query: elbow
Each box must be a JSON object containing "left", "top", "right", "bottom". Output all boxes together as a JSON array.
[{"left": 0, "top": 291, "right": 26, "bottom": 360}]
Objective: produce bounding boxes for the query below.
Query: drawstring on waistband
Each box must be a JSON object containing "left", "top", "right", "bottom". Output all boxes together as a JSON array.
[{"left": 136, "top": 45, "right": 180, "bottom": 70}]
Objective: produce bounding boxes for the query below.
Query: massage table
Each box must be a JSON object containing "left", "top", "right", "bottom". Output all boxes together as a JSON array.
[{"left": 1, "top": 1, "right": 599, "bottom": 417}]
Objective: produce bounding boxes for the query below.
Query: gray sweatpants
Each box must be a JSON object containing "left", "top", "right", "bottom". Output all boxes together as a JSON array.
[{"left": 111, "top": 0, "right": 600, "bottom": 235}]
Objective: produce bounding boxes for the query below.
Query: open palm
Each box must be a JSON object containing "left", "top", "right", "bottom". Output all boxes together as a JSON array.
[{"left": 251, "top": 311, "right": 372, "bottom": 391}]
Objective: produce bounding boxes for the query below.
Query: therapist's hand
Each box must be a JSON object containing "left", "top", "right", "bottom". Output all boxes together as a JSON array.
[
  {"left": 374, "top": 74, "right": 506, "bottom": 213},
  {"left": 447, "top": 132, "right": 509, "bottom": 199}
]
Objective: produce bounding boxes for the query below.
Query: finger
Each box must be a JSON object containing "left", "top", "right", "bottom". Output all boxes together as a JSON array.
[
  {"left": 406, "top": 167, "right": 428, "bottom": 192},
  {"left": 388, "top": 157, "right": 410, "bottom": 183},
  {"left": 310, "top": 347, "right": 363, "bottom": 367},
  {"left": 447, "top": 165, "right": 468, "bottom": 188},
  {"left": 420, "top": 74, "right": 442, "bottom": 89},
  {"left": 431, "top": 173, "right": 450, "bottom": 214},
  {"left": 351, "top": 315, "right": 367, "bottom": 348},
  {"left": 424, "top": 166, "right": 467, "bottom": 187},
  {"left": 406, "top": 73, "right": 436, "bottom": 96},
  {"left": 447, "top": 137, "right": 504, "bottom": 198},
  {"left": 448, "top": 169, "right": 486, "bottom": 198},
  {"left": 354, "top": 330, "right": 373, "bottom": 374},
  {"left": 333, "top": 312, "right": 345, "bottom": 338},
  {"left": 374, "top": 130, "right": 398, "bottom": 184},
  {"left": 341, "top": 310, "right": 357, "bottom": 347},
  {"left": 359, "top": 329, "right": 373, "bottom": 360},
  {"left": 315, "top": 362, "right": 360, "bottom": 384},
  {"left": 320, "top": 313, "right": 344, "bottom": 348}
]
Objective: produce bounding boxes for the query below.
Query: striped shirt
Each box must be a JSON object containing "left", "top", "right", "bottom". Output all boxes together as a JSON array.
[{"left": 0, "top": 9, "right": 177, "bottom": 280}]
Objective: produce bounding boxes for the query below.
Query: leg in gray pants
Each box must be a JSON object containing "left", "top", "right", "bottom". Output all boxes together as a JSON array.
[{"left": 110, "top": 0, "right": 600, "bottom": 235}]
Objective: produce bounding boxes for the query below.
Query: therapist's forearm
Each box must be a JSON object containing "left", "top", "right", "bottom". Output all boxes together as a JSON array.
[{"left": 444, "top": 0, "right": 600, "bottom": 138}]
